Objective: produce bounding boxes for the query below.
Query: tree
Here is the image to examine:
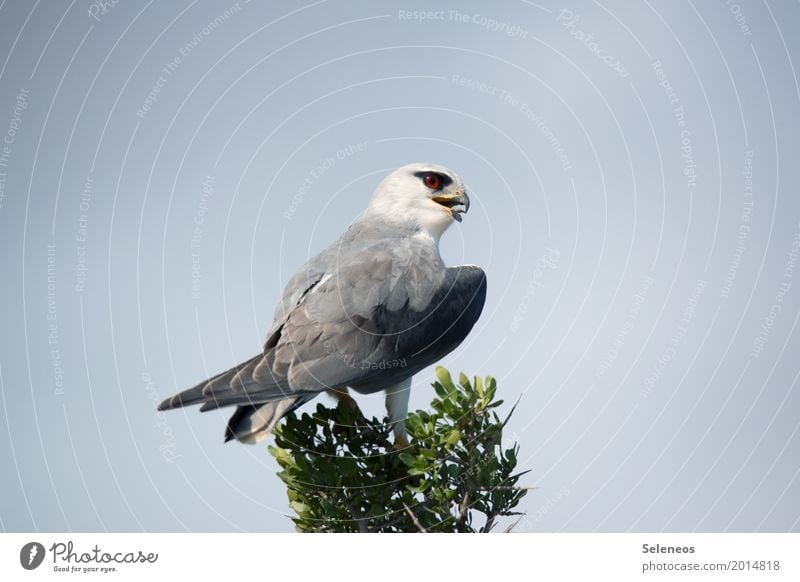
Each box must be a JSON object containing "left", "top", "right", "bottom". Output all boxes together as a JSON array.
[{"left": 269, "top": 367, "right": 528, "bottom": 532}]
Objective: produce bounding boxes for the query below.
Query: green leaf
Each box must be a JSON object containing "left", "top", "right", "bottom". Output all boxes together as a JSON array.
[
  {"left": 290, "top": 501, "right": 312, "bottom": 515},
  {"left": 486, "top": 376, "right": 497, "bottom": 401},
  {"left": 398, "top": 453, "right": 417, "bottom": 467},
  {"left": 445, "top": 428, "right": 461, "bottom": 447},
  {"left": 435, "top": 366, "right": 453, "bottom": 388}
]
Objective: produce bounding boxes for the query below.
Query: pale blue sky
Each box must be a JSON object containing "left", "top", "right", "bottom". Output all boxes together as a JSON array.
[{"left": 1, "top": 0, "right": 799, "bottom": 532}]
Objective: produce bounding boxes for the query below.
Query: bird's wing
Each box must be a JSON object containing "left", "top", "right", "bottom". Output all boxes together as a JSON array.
[
  {"left": 274, "top": 258, "right": 487, "bottom": 395},
  {"left": 264, "top": 244, "right": 334, "bottom": 339},
  {"left": 157, "top": 249, "right": 333, "bottom": 412},
  {"left": 166, "top": 238, "right": 486, "bottom": 411},
  {"left": 261, "top": 222, "right": 387, "bottom": 342},
  {"left": 266, "top": 237, "right": 425, "bottom": 391},
  {"left": 371, "top": 264, "right": 487, "bottom": 378}
]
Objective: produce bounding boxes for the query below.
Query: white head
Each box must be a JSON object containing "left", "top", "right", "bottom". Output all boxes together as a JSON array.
[{"left": 364, "top": 162, "right": 470, "bottom": 240}]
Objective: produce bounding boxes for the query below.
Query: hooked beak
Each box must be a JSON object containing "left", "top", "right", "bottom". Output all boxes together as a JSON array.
[{"left": 431, "top": 190, "right": 470, "bottom": 222}]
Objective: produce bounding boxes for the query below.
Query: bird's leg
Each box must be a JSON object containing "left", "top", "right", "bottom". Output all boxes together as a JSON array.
[
  {"left": 385, "top": 378, "right": 412, "bottom": 449},
  {"left": 328, "top": 388, "right": 360, "bottom": 412},
  {"left": 327, "top": 388, "right": 366, "bottom": 439},
  {"left": 393, "top": 433, "right": 409, "bottom": 449}
]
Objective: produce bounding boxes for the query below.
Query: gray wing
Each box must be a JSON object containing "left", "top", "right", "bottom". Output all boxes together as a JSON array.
[
  {"left": 349, "top": 263, "right": 487, "bottom": 392},
  {"left": 160, "top": 236, "right": 486, "bottom": 411},
  {"left": 264, "top": 221, "right": 406, "bottom": 340},
  {"left": 225, "top": 258, "right": 485, "bottom": 404},
  {"left": 156, "top": 233, "right": 339, "bottom": 412}
]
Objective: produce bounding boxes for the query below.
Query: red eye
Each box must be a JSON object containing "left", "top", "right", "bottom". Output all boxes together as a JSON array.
[{"left": 423, "top": 173, "right": 440, "bottom": 190}]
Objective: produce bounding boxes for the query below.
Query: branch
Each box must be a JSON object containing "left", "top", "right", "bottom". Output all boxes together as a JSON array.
[
  {"left": 504, "top": 515, "right": 525, "bottom": 533},
  {"left": 273, "top": 368, "right": 529, "bottom": 533},
  {"left": 456, "top": 490, "right": 470, "bottom": 533},
  {"left": 403, "top": 502, "right": 428, "bottom": 533},
  {"left": 483, "top": 512, "right": 497, "bottom": 533}
]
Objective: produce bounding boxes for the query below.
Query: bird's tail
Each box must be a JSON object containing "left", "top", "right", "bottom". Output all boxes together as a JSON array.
[
  {"left": 157, "top": 354, "right": 317, "bottom": 444},
  {"left": 224, "top": 395, "right": 315, "bottom": 444},
  {"left": 157, "top": 353, "right": 284, "bottom": 411}
]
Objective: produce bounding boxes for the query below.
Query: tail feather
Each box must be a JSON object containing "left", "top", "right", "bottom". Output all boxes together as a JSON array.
[
  {"left": 156, "top": 354, "right": 280, "bottom": 412},
  {"left": 158, "top": 354, "right": 315, "bottom": 444},
  {"left": 197, "top": 390, "right": 291, "bottom": 412},
  {"left": 156, "top": 366, "right": 234, "bottom": 411},
  {"left": 225, "top": 394, "right": 316, "bottom": 444}
]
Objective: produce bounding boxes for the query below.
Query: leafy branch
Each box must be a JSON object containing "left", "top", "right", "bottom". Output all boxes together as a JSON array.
[{"left": 269, "top": 367, "right": 528, "bottom": 532}]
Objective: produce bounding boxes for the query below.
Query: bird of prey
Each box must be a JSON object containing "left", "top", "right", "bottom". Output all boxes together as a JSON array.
[{"left": 158, "top": 162, "right": 486, "bottom": 447}]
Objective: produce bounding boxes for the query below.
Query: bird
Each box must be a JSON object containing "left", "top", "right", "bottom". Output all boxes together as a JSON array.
[{"left": 157, "top": 162, "right": 487, "bottom": 447}]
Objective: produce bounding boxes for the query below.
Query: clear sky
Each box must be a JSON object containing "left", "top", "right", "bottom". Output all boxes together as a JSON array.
[{"left": 1, "top": 0, "right": 799, "bottom": 532}]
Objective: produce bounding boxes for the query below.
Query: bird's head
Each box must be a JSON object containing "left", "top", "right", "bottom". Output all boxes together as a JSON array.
[{"left": 365, "top": 163, "right": 470, "bottom": 239}]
